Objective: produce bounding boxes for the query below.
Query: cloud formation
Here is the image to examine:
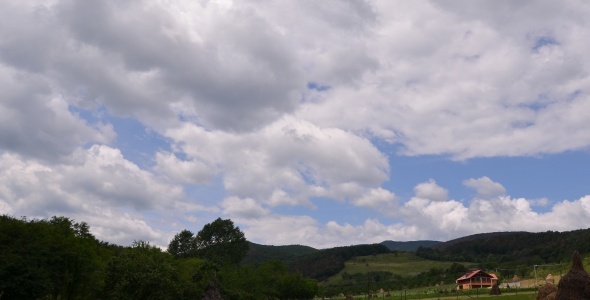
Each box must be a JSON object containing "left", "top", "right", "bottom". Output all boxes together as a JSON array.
[
  {"left": 1, "top": 0, "right": 589, "bottom": 248},
  {"left": 463, "top": 176, "right": 507, "bottom": 199}
]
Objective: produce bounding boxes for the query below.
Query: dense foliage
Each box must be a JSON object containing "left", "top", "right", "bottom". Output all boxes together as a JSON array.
[
  {"left": 380, "top": 240, "right": 441, "bottom": 252},
  {"left": 4, "top": 214, "right": 588, "bottom": 299},
  {"left": 321, "top": 262, "right": 469, "bottom": 296},
  {"left": 194, "top": 218, "right": 250, "bottom": 266},
  {"left": 0, "top": 215, "right": 107, "bottom": 300},
  {"left": 0, "top": 215, "right": 318, "bottom": 300},
  {"left": 417, "top": 229, "right": 590, "bottom": 265},
  {"left": 242, "top": 242, "right": 318, "bottom": 266},
  {"left": 168, "top": 218, "right": 249, "bottom": 266},
  {"left": 289, "top": 244, "right": 391, "bottom": 281}
]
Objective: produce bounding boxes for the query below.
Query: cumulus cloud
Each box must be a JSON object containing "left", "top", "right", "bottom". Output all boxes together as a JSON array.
[
  {"left": 463, "top": 176, "right": 507, "bottom": 198},
  {"left": 154, "top": 152, "right": 216, "bottom": 184},
  {"left": 3, "top": 0, "right": 590, "bottom": 160},
  {"left": 392, "top": 178, "right": 590, "bottom": 241},
  {"left": 2, "top": 0, "right": 590, "bottom": 248},
  {"left": 0, "top": 146, "right": 200, "bottom": 246},
  {"left": 297, "top": 0, "right": 590, "bottom": 159},
  {"left": 351, "top": 187, "right": 397, "bottom": 210},
  {"left": 0, "top": 0, "right": 307, "bottom": 132},
  {"left": 0, "top": 65, "right": 114, "bottom": 160},
  {"left": 414, "top": 179, "right": 449, "bottom": 202},
  {"left": 221, "top": 196, "right": 270, "bottom": 219},
  {"left": 231, "top": 191, "right": 590, "bottom": 248},
  {"left": 160, "top": 116, "right": 390, "bottom": 206}
]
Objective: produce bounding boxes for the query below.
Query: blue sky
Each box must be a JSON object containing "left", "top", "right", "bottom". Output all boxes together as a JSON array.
[{"left": 1, "top": 0, "right": 590, "bottom": 248}]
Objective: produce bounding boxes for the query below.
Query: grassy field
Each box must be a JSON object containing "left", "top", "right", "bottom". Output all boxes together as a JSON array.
[
  {"left": 339, "top": 291, "right": 538, "bottom": 299},
  {"left": 323, "top": 252, "right": 473, "bottom": 285}
]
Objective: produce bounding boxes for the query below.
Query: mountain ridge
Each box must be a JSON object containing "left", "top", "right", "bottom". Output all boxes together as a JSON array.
[
  {"left": 244, "top": 228, "right": 590, "bottom": 281},
  {"left": 380, "top": 240, "right": 441, "bottom": 252}
]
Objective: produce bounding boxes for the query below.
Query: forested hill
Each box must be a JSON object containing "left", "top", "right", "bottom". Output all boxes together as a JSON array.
[
  {"left": 432, "top": 231, "right": 527, "bottom": 251},
  {"left": 417, "top": 228, "right": 590, "bottom": 264},
  {"left": 380, "top": 240, "right": 440, "bottom": 252},
  {"left": 1, "top": 215, "right": 321, "bottom": 300},
  {"left": 242, "top": 242, "right": 318, "bottom": 266},
  {"left": 289, "top": 244, "right": 391, "bottom": 281},
  {"left": 244, "top": 242, "right": 390, "bottom": 281}
]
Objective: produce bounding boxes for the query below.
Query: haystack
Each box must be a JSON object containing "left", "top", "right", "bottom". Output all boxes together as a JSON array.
[
  {"left": 536, "top": 283, "right": 556, "bottom": 300},
  {"left": 555, "top": 251, "right": 590, "bottom": 300},
  {"left": 489, "top": 283, "right": 501, "bottom": 295},
  {"left": 546, "top": 274, "right": 554, "bottom": 284}
]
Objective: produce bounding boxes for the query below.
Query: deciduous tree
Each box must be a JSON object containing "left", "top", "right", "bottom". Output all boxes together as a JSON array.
[
  {"left": 195, "top": 218, "right": 249, "bottom": 266},
  {"left": 167, "top": 229, "right": 197, "bottom": 259}
]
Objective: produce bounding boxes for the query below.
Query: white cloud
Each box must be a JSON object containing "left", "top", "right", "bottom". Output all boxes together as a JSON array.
[
  {"left": 397, "top": 182, "right": 590, "bottom": 241},
  {"left": 236, "top": 215, "right": 420, "bottom": 249},
  {"left": 2, "top": 0, "right": 590, "bottom": 248},
  {"left": 161, "top": 116, "right": 390, "bottom": 206},
  {"left": 296, "top": 0, "right": 590, "bottom": 159},
  {"left": 0, "top": 200, "right": 13, "bottom": 215},
  {"left": 0, "top": 146, "right": 202, "bottom": 246},
  {"left": 414, "top": 179, "right": 449, "bottom": 202},
  {"left": 463, "top": 176, "right": 507, "bottom": 198},
  {"left": 238, "top": 214, "right": 322, "bottom": 246},
  {"left": 228, "top": 191, "right": 590, "bottom": 248},
  {"left": 352, "top": 187, "right": 397, "bottom": 210},
  {"left": 3, "top": 0, "right": 590, "bottom": 160},
  {"left": 0, "top": 64, "right": 114, "bottom": 160},
  {"left": 154, "top": 152, "right": 216, "bottom": 184},
  {"left": 221, "top": 196, "right": 270, "bottom": 219}
]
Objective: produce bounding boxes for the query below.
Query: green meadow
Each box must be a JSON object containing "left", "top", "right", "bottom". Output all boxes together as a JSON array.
[{"left": 323, "top": 251, "right": 473, "bottom": 285}]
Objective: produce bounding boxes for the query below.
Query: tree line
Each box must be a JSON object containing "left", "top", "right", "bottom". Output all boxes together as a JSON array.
[
  {"left": 288, "top": 244, "right": 391, "bottom": 281},
  {"left": 322, "top": 262, "right": 469, "bottom": 296},
  {"left": 416, "top": 229, "right": 590, "bottom": 268},
  {"left": 0, "top": 215, "right": 317, "bottom": 300}
]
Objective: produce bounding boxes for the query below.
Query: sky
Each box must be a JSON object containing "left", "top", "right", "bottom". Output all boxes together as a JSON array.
[{"left": 1, "top": 0, "right": 590, "bottom": 249}]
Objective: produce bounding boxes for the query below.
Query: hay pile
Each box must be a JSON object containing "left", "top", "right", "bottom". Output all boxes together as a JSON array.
[
  {"left": 555, "top": 251, "right": 590, "bottom": 300},
  {"left": 489, "top": 283, "right": 501, "bottom": 295},
  {"left": 536, "top": 283, "right": 557, "bottom": 300},
  {"left": 546, "top": 274, "right": 554, "bottom": 284}
]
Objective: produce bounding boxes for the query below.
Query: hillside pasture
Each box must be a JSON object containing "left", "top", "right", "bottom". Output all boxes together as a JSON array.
[{"left": 323, "top": 252, "right": 473, "bottom": 285}]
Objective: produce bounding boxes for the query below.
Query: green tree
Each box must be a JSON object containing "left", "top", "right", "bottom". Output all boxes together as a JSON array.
[
  {"left": 104, "top": 241, "right": 179, "bottom": 300},
  {"left": 278, "top": 273, "right": 318, "bottom": 299},
  {"left": 167, "top": 229, "right": 197, "bottom": 259},
  {"left": 195, "top": 218, "right": 249, "bottom": 266},
  {"left": 46, "top": 216, "right": 103, "bottom": 300},
  {"left": 0, "top": 216, "right": 105, "bottom": 300},
  {"left": 0, "top": 216, "right": 51, "bottom": 300},
  {"left": 174, "top": 258, "right": 208, "bottom": 299}
]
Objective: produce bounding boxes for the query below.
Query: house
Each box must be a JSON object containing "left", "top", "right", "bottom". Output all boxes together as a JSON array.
[{"left": 456, "top": 270, "right": 498, "bottom": 290}]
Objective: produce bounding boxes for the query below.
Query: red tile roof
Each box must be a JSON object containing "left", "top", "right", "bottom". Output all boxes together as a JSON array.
[{"left": 456, "top": 270, "right": 497, "bottom": 282}]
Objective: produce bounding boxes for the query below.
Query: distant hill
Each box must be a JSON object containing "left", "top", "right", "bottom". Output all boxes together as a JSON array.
[
  {"left": 432, "top": 231, "right": 526, "bottom": 251},
  {"left": 417, "top": 229, "right": 590, "bottom": 264},
  {"left": 380, "top": 240, "right": 440, "bottom": 252},
  {"left": 243, "top": 228, "right": 590, "bottom": 282},
  {"left": 242, "top": 242, "right": 318, "bottom": 266},
  {"left": 289, "top": 244, "right": 390, "bottom": 281},
  {"left": 244, "top": 242, "right": 391, "bottom": 281}
]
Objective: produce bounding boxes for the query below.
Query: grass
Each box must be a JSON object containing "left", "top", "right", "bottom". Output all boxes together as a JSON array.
[
  {"left": 323, "top": 252, "right": 473, "bottom": 285},
  {"left": 342, "top": 290, "right": 537, "bottom": 299}
]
